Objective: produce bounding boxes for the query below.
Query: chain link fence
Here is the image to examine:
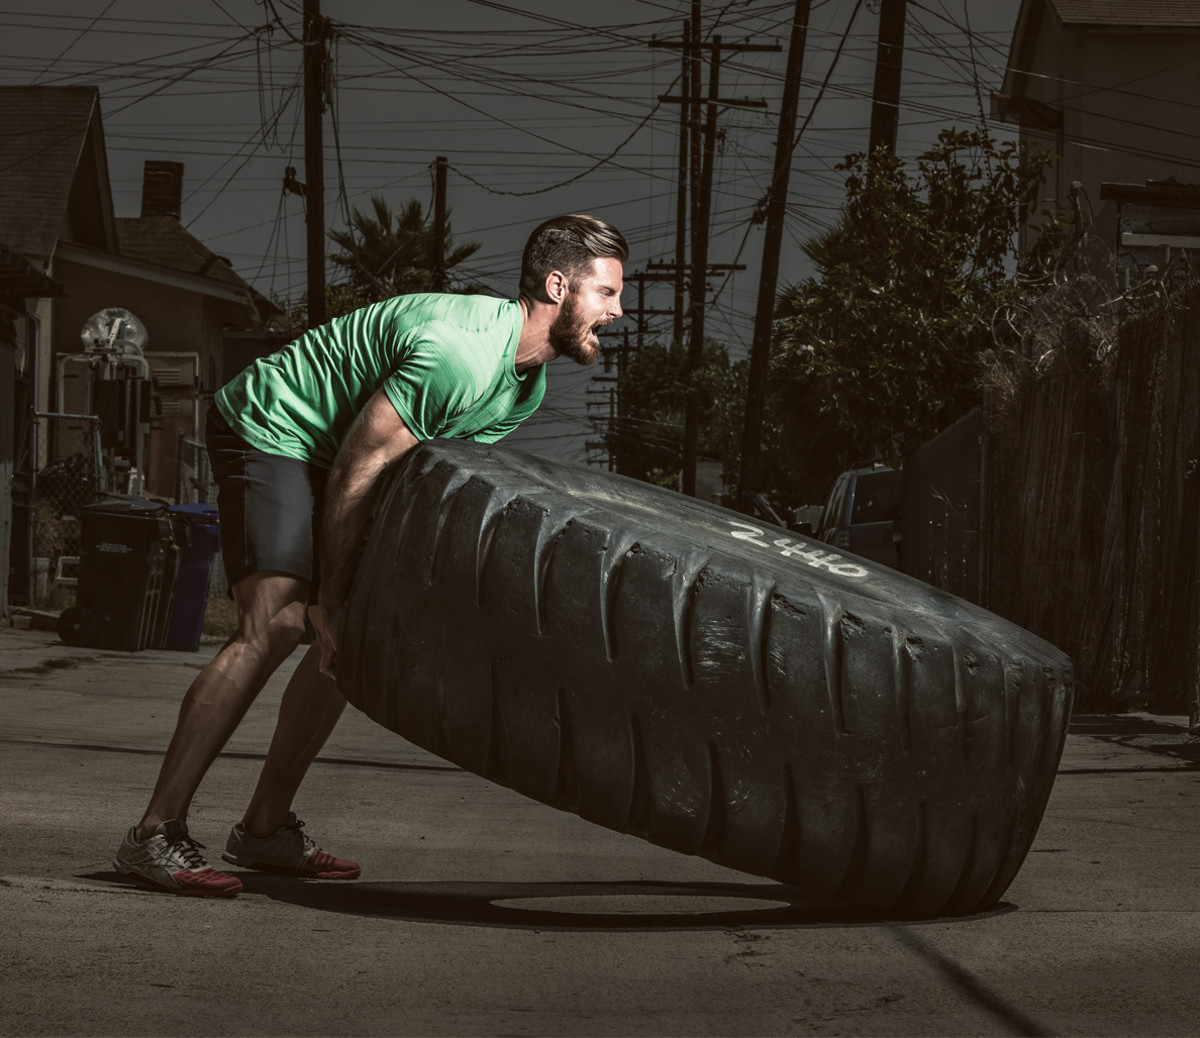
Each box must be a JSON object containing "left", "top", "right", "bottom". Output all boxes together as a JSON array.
[
  {"left": 25, "top": 417, "right": 231, "bottom": 635},
  {"left": 28, "top": 412, "right": 104, "bottom": 610},
  {"left": 176, "top": 431, "right": 229, "bottom": 607},
  {"left": 175, "top": 433, "right": 215, "bottom": 506}
]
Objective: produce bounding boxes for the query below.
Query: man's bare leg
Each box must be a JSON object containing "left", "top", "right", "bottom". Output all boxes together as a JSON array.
[
  {"left": 135, "top": 572, "right": 310, "bottom": 839},
  {"left": 240, "top": 638, "right": 348, "bottom": 837}
]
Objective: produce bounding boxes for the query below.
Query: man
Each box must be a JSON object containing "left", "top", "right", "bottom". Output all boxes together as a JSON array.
[{"left": 114, "top": 214, "right": 628, "bottom": 897}]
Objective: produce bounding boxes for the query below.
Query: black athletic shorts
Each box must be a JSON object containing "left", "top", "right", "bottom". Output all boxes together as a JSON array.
[{"left": 205, "top": 402, "right": 328, "bottom": 596}]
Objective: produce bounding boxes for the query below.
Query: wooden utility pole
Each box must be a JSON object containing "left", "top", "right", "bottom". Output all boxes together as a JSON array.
[
  {"left": 632, "top": 272, "right": 676, "bottom": 350},
  {"left": 682, "top": 32, "right": 722, "bottom": 497},
  {"left": 868, "top": 0, "right": 908, "bottom": 157},
  {"left": 652, "top": 21, "right": 777, "bottom": 496},
  {"left": 672, "top": 20, "right": 690, "bottom": 346},
  {"left": 606, "top": 327, "right": 633, "bottom": 474},
  {"left": 586, "top": 358, "right": 618, "bottom": 470},
  {"left": 687, "top": 7, "right": 702, "bottom": 362},
  {"left": 738, "top": 0, "right": 812, "bottom": 512},
  {"left": 303, "top": 0, "right": 327, "bottom": 326},
  {"left": 652, "top": 18, "right": 772, "bottom": 496},
  {"left": 432, "top": 156, "right": 448, "bottom": 292}
]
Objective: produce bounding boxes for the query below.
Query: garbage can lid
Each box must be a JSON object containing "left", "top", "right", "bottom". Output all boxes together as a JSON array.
[
  {"left": 82, "top": 494, "right": 169, "bottom": 518},
  {"left": 168, "top": 503, "right": 219, "bottom": 523}
]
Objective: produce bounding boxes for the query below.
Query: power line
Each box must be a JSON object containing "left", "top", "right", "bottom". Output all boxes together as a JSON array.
[{"left": 28, "top": 0, "right": 116, "bottom": 85}]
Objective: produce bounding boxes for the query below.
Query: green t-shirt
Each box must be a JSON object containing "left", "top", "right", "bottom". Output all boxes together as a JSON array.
[{"left": 215, "top": 294, "right": 543, "bottom": 467}]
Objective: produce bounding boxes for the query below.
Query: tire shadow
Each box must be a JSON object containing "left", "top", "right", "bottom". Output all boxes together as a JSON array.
[{"left": 230, "top": 875, "right": 1015, "bottom": 931}]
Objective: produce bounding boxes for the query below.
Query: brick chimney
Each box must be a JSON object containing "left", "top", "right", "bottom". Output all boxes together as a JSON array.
[{"left": 140, "top": 160, "right": 184, "bottom": 219}]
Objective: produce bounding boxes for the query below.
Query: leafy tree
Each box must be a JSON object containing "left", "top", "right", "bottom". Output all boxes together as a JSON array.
[
  {"left": 772, "top": 128, "right": 1063, "bottom": 493},
  {"left": 607, "top": 339, "right": 792, "bottom": 511},
  {"left": 275, "top": 284, "right": 387, "bottom": 329},
  {"left": 325, "top": 195, "right": 481, "bottom": 316},
  {"left": 607, "top": 339, "right": 729, "bottom": 488}
]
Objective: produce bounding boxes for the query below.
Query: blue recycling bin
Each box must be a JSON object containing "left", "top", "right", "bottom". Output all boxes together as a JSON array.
[{"left": 164, "top": 504, "right": 221, "bottom": 652}]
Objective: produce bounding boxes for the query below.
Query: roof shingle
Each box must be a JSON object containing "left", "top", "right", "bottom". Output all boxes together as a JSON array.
[
  {"left": 116, "top": 215, "right": 254, "bottom": 295},
  {"left": 0, "top": 86, "right": 107, "bottom": 267},
  {"left": 1051, "top": 0, "right": 1200, "bottom": 28}
]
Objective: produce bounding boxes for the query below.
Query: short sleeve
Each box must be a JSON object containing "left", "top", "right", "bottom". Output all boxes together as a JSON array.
[
  {"left": 381, "top": 340, "right": 477, "bottom": 441},
  {"left": 465, "top": 367, "right": 546, "bottom": 442},
  {"left": 468, "top": 413, "right": 525, "bottom": 443}
]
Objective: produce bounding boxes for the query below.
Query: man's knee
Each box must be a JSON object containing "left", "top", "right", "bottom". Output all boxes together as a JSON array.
[
  {"left": 255, "top": 603, "right": 308, "bottom": 648},
  {"left": 231, "top": 573, "right": 312, "bottom": 654}
]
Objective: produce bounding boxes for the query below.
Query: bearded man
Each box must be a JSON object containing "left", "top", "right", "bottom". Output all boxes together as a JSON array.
[{"left": 114, "top": 213, "right": 627, "bottom": 897}]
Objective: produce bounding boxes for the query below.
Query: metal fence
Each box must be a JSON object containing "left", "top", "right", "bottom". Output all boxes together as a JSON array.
[
  {"left": 176, "top": 431, "right": 228, "bottom": 602},
  {"left": 23, "top": 416, "right": 230, "bottom": 618},
  {"left": 175, "top": 433, "right": 215, "bottom": 506},
  {"left": 901, "top": 409, "right": 987, "bottom": 605}
]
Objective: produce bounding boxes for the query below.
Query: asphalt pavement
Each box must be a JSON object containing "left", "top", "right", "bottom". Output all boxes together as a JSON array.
[{"left": 3, "top": 622, "right": 1200, "bottom": 1037}]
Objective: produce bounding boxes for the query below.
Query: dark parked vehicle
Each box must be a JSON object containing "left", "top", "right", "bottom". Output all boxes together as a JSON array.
[{"left": 817, "top": 462, "right": 902, "bottom": 568}]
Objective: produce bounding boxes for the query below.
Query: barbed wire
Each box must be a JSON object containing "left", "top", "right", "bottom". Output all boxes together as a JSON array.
[{"left": 985, "top": 232, "right": 1200, "bottom": 400}]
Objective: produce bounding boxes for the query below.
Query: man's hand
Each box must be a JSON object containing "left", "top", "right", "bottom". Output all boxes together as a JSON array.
[{"left": 310, "top": 603, "right": 340, "bottom": 680}]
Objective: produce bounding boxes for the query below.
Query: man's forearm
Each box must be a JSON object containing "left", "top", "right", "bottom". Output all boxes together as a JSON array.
[
  {"left": 319, "top": 453, "right": 388, "bottom": 618},
  {"left": 315, "top": 390, "right": 420, "bottom": 649}
]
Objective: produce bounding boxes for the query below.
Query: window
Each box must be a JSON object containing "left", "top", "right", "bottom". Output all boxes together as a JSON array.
[{"left": 850, "top": 470, "right": 901, "bottom": 524}]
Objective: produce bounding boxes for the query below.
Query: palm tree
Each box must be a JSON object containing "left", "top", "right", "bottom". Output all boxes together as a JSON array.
[{"left": 326, "top": 196, "right": 480, "bottom": 303}]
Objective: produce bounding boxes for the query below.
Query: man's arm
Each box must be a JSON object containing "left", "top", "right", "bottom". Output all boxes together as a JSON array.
[{"left": 316, "top": 387, "right": 419, "bottom": 678}]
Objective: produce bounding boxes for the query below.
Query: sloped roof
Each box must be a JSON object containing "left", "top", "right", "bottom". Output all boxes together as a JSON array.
[
  {"left": 0, "top": 86, "right": 115, "bottom": 268},
  {"left": 1002, "top": 0, "right": 1200, "bottom": 103},
  {"left": 0, "top": 244, "right": 64, "bottom": 298},
  {"left": 1051, "top": 0, "right": 1200, "bottom": 27},
  {"left": 115, "top": 215, "right": 283, "bottom": 327},
  {"left": 117, "top": 215, "right": 255, "bottom": 295}
]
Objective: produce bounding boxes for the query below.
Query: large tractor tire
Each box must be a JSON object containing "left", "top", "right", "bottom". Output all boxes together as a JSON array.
[{"left": 338, "top": 441, "right": 1073, "bottom": 917}]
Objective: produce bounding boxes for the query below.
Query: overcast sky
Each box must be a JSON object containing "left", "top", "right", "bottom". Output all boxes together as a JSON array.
[{"left": 0, "top": 0, "right": 1023, "bottom": 462}]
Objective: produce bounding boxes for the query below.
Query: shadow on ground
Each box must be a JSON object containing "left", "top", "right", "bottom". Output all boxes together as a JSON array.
[
  {"left": 1070, "top": 713, "right": 1200, "bottom": 769},
  {"left": 82, "top": 873, "right": 1015, "bottom": 932}
]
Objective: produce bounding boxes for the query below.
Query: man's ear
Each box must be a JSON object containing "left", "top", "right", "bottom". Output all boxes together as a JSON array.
[{"left": 544, "top": 270, "right": 569, "bottom": 304}]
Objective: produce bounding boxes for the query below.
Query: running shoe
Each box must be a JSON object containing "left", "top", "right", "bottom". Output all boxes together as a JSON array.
[
  {"left": 222, "top": 812, "right": 361, "bottom": 879},
  {"left": 114, "top": 819, "right": 243, "bottom": 897}
]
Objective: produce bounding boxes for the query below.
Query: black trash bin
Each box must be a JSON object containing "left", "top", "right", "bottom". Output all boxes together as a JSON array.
[
  {"left": 163, "top": 504, "right": 221, "bottom": 652},
  {"left": 58, "top": 496, "right": 176, "bottom": 651}
]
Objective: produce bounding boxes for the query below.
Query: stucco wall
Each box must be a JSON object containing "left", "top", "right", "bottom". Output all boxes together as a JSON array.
[{"left": 48, "top": 257, "right": 224, "bottom": 389}]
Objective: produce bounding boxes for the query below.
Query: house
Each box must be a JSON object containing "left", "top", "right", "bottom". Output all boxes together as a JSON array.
[
  {"left": 0, "top": 85, "right": 289, "bottom": 612},
  {"left": 995, "top": 0, "right": 1200, "bottom": 260},
  {"left": 0, "top": 248, "right": 63, "bottom": 618}
]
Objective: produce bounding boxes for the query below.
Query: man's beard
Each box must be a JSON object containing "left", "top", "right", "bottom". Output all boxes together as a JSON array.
[{"left": 549, "top": 292, "right": 605, "bottom": 365}]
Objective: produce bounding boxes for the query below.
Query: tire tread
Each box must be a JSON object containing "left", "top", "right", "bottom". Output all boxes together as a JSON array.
[{"left": 340, "top": 441, "right": 1074, "bottom": 917}]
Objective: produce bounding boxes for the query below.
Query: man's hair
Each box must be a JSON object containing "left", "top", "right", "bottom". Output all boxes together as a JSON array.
[{"left": 519, "top": 214, "right": 628, "bottom": 297}]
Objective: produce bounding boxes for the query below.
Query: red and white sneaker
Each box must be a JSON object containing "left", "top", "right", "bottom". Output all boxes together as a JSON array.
[
  {"left": 222, "top": 812, "right": 361, "bottom": 879},
  {"left": 114, "top": 819, "right": 243, "bottom": 897}
]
